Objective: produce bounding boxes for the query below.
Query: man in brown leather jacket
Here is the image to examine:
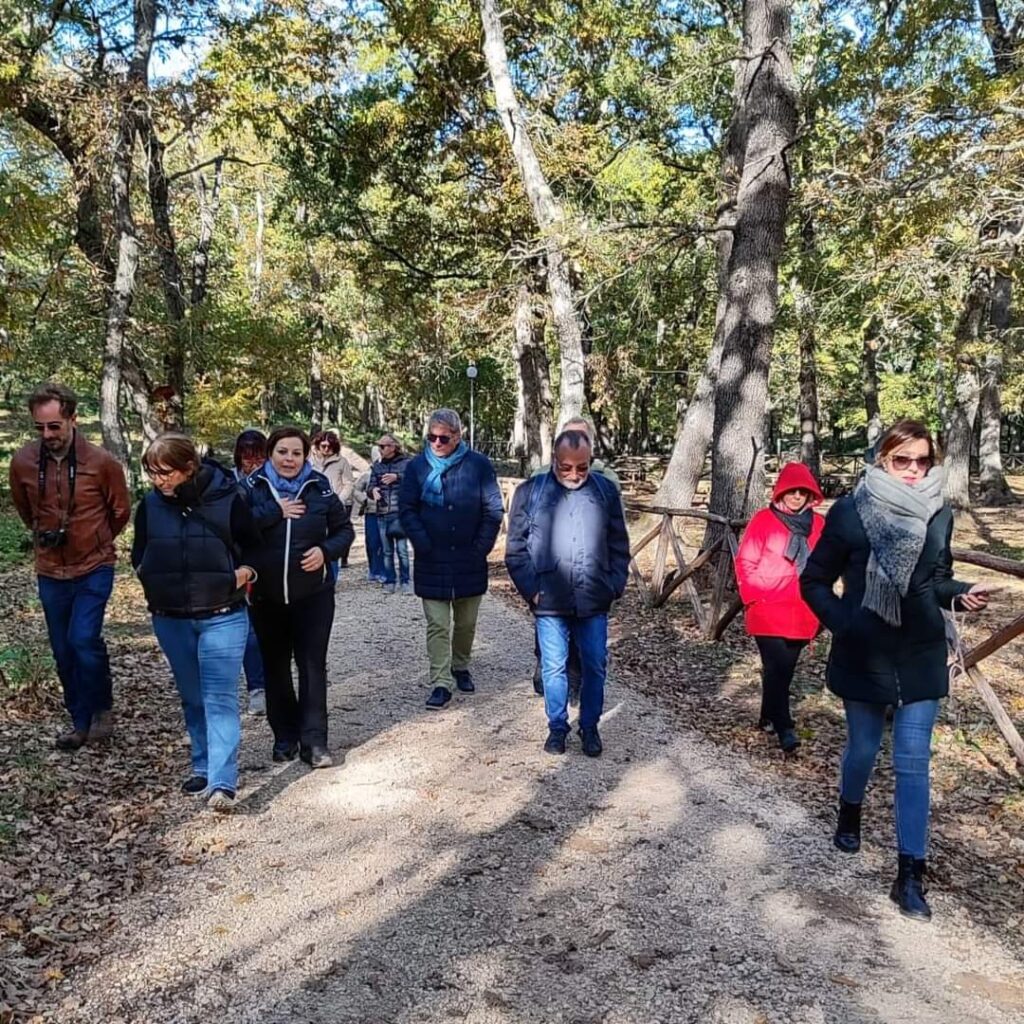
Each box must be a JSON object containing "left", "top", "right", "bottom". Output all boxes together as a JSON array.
[{"left": 9, "top": 383, "right": 131, "bottom": 750}]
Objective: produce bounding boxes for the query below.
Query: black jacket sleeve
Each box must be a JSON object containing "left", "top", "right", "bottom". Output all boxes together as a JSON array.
[
  {"left": 504, "top": 480, "right": 538, "bottom": 602},
  {"left": 473, "top": 458, "right": 504, "bottom": 557},
  {"left": 799, "top": 502, "right": 850, "bottom": 634},
  {"left": 319, "top": 493, "right": 356, "bottom": 562},
  {"left": 933, "top": 512, "right": 972, "bottom": 609},
  {"left": 130, "top": 500, "right": 147, "bottom": 572},
  {"left": 230, "top": 494, "right": 264, "bottom": 558},
  {"left": 399, "top": 462, "right": 433, "bottom": 555},
  {"left": 605, "top": 483, "right": 631, "bottom": 598}
]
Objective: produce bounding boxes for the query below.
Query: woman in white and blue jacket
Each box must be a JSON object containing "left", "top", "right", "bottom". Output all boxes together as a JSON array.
[{"left": 244, "top": 426, "right": 354, "bottom": 769}]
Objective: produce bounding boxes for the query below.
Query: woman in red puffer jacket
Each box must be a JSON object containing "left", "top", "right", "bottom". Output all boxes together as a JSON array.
[{"left": 735, "top": 461, "right": 825, "bottom": 753}]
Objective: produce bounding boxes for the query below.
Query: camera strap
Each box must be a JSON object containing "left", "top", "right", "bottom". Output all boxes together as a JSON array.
[{"left": 38, "top": 433, "right": 77, "bottom": 529}]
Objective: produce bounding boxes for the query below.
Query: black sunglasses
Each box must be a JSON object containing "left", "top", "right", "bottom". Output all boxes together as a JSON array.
[{"left": 426, "top": 433, "right": 452, "bottom": 445}]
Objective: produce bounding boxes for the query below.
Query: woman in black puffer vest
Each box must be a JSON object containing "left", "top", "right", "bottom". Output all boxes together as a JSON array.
[
  {"left": 244, "top": 426, "right": 354, "bottom": 769},
  {"left": 132, "top": 433, "right": 262, "bottom": 813}
]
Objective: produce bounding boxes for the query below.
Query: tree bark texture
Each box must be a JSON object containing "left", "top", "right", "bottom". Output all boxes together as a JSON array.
[
  {"left": 512, "top": 281, "right": 554, "bottom": 470},
  {"left": 861, "top": 324, "right": 883, "bottom": 450},
  {"left": 945, "top": 269, "right": 989, "bottom": 509},
  {"left": 478, "top": 0, "right": 585, "bottom": 427},
  {"left": 100, "top": 104, "right": 139, "bottom": 467},
  {"left": 707, "top": 0, "right": 799, "bottom": 527},
  {"left": 979, "top": 271, "right": 1015, "bottom": 503},
  {"left": 653, "top": 32, "right": 747, "bottom": 510}
]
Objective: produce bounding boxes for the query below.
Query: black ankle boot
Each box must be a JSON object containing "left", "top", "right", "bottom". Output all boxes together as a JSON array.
[
  {"left": 833, "top": 798, "right": 862, "bottom": 854},
  {"left": 889, "top": 854, "right": 931, "bottom": 921}
]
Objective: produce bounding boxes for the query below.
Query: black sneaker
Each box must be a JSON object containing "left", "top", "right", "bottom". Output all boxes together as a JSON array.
[
  {"left": 452, "top": 669, "right": 475, "bottom": 693},
  {"left": 543, "top": 730, "right": 567, "bottom": 755},
  {"left": 272, "top": 741, "right": 299, "bottom": 763},
  {"left": 426, "top": 686, "right": 452, "bottom": 710},
  {"left": 301, "top": 745, "right": 333, "bottom": 769},
  {"left": 779, "top": 729, "right": 801, "bottom": 754},
  {"left": 181, "top": 775, "right": 208, "bottom": 795},
  {"left": 579, "top": 725, "right": 603, "bottom": 758}
]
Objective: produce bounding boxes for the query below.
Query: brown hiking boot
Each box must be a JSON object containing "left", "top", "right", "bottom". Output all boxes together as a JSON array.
[
  {"left": 87, "top": 710, "right": 114, "bottom": 743},
  {"left": 55, "top": 729, "right": 89, "bottom": 751}
]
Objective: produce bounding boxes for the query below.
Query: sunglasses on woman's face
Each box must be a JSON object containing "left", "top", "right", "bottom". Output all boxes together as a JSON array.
[
  {"left": 888, "top": 455, "right": 932, "bottom": 471},
  {"left": 426, "top": 434, "right": 452, "bottom": 445}
]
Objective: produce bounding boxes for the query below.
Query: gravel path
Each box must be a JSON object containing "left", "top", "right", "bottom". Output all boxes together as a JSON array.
[{"left": 57, "top": 552, "right": 1024, "bottom": 1024}]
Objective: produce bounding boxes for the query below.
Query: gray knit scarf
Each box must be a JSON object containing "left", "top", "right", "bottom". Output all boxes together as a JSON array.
[{"left": 853, "top": 464, "right": 946, "bottom": 627}]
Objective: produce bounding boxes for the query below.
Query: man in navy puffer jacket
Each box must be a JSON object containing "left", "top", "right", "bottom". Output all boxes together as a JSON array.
[
  {"left": 505, "top": 430, "right": 630, "bottom": 757},
  {"left": 399, "top": 409, "right": 503, "bottom": 710}
]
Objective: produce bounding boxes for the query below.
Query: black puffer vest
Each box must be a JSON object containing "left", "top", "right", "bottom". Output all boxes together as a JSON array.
[{"left": 137, "top": 462, "right": 245, "bottom": 618}]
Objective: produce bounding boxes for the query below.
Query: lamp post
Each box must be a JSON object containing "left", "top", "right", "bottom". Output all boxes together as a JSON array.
[{"left": 467, "top": 362, "right": 478, "bottom": 449}]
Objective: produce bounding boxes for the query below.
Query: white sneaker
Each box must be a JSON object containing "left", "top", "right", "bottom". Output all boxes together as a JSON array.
[
  {"left": 208, "top": 789, "right": 236, "bottom": 813},
  {"left": 247, "top": 688, "right": 266, "bottom": 716}
]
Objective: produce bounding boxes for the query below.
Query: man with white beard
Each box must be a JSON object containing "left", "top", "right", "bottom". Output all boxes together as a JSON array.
[{"left": 505, "top": 430, "right": 630, "bottom": 757}]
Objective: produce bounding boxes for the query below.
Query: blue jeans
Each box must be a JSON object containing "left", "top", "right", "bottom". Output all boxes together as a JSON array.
[
  {"left": 841, "top": 698, "right": 939, "bottom": 859},
  {"left": 153, "top": 609, "right": 248, "bottom": 793},
  {"left": 536, "top": 614, "right": 608, "bottom": 734},
  {"left": 382, "top": 532, "right": 410, "bottom": 585},
  {"left": 242, "top": 609, "right": 264, "bottom": 692},
  {"left": 364, "top": 514, "right": 385, "bottom": 579},
  {"left": 38, "top": 565, "right": 115, "bottom": 731}
]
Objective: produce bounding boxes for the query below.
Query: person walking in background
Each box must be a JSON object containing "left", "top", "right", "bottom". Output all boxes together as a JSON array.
[
  {"left": 311, "top": 430, "right": 356, "bottom": 571},
  {"left": 506, "top": 429, "right": 629, "bottom": 757},
  {"left": 370, "top": 434, "right": 412, "bottom": 595},
  {"left": 735, "top": 461, "right": 825, "bottom": 754},
  {"left": 399, "top": 409, "right": 503, "bottom": 709},
  {"left": 132, "top": 434, "right": 260, "bottom": 812},
  {"left": 232, "top": 428, "right": 269, "bottom": 716},
  {"left": 528, "top": 415, "right": 621, "bottom": 699},
  {"left": 801, "top": 419, "right": 992, "bottom": 921},
  {"left": 353, "top": 470, "right": 386, "bottom": 582},
  {"left": 8, "top": 383, "right": 131, "bottom": 750},
  {"left": 245, "top": 426, "right": 354, "bottom": 768}
]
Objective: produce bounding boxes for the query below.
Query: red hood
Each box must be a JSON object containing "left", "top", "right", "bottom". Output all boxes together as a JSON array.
[{"left": 772, "top": 461, "right": 823, "bottom": 505}]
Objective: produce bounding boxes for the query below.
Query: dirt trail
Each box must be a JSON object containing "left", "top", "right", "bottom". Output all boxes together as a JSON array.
[{"left": 56, "top": 563, "right": 1024, "bottom": 1024}]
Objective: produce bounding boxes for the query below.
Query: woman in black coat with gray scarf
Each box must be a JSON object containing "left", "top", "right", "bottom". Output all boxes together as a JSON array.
[{"left": 801, "top": 420, "right": 991, "bottom": 922}]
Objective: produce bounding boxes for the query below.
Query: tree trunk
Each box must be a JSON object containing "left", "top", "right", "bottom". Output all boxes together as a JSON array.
[
  {"left": 862, "top": 324, "right": 883, "bottom": 452},
  {"left": 478, "top": 0, "right": 585, "bottom": 427},
  {"left": 946, "top": 270, "right": 989, "bottom": 509},
  {"left": 253, "top": 189, "right": 265, "bottom": 304},
  {"left": 100, "top": 104, "right": 138, "bottom": 468},
  {"left": 979, "top": 272, "right": 1015, "bottom": 503},
  {"left": 512, "top": 281, "right": 554, "bottom": 470},
  {"left": 795, "top": 280, "right": 820, "bottom": 479},
  {"left": 653, "top": 31, "right": 746, "bottom": 510},
  {"left": 707, "top": 0, "right": 798, "bottom": 530},
  {"left": 794, "top": 138, "right": 821, "bottom": 479}
]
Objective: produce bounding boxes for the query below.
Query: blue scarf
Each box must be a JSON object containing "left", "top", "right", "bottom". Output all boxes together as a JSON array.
[
  {"left": 421, "top": 441, "right": 469, "bottom": 507},
  {"left": 263, "top": 460, "right": 315, "bottom": 499}
]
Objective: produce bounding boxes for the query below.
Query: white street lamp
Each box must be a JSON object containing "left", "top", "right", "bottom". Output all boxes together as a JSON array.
[{"left": 466, "top": 362, "right": 478, "bottom": 448}]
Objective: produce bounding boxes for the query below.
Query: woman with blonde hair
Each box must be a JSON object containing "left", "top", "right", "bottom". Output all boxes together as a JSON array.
[{"left": 132, "top": 433, "right": 261, "bottom": 812}]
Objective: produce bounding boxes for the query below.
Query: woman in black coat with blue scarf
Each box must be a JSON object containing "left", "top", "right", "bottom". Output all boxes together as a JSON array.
[
  {"left": 244, "top": 426, "right": 354, "bottom": 768},
  {"left": 801, "top": 420, "right": 991, "bottom": 921}
]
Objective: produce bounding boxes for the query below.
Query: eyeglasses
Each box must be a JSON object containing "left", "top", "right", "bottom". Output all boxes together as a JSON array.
[
  {"left": 426, "top": 434, "right": 452, "bottom": 445},
  {"left": 379, "top": 443, "right": 397, "bottom": 449},
  {"left": 888, "top": 455, "right": 933, "bottom": 472},
  {"left": 145, "top": 466, "right": 176, "bottom": 480},
  {"left": 318, "top": 443, "right": 333, "bottom": 450}
]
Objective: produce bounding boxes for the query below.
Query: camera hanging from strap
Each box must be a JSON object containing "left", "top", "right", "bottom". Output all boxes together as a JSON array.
[{"left": 37, "top": 432, "right": 77, "bottom": 530}]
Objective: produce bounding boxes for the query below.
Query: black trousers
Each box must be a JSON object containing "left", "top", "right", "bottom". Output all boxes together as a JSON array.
[
  {"left": 754, "top": 635, "right": 807, "bottom": 733},
  {"left": 251, "top": 588, "right": 334, "bottom": 749},
  {"left": 339, "top": 505, "right": 354, "bottom": 566}
]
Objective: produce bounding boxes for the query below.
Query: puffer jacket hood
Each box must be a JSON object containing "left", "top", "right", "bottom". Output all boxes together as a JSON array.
[{"left": 772, "top": 462, "right": 823, "bottom": 505}]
